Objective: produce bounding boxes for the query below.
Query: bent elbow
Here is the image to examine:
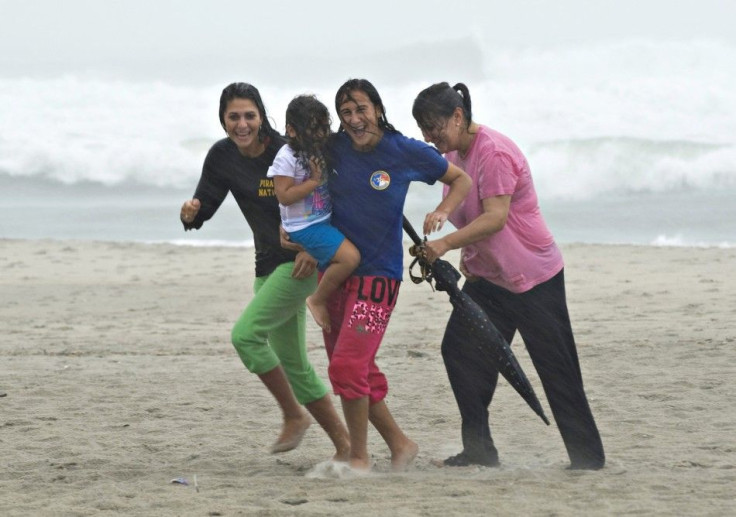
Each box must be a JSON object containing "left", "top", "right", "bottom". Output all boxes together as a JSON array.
[{"left": 274, "top": 191, "right": 293, "bottom": 206}]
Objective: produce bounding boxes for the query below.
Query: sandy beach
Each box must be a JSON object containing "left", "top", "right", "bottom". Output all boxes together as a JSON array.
[{"left": 1, "top": 238, "right": 734, "bottom": 516}]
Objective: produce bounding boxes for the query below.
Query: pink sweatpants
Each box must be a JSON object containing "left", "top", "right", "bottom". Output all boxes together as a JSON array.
[{"left": 322, "top": 275, "right": 401, "bottom": 403}]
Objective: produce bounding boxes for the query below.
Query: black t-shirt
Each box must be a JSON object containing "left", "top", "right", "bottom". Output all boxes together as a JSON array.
[{"left": 185, "top": 133, "right": 298, "bottom": 277}]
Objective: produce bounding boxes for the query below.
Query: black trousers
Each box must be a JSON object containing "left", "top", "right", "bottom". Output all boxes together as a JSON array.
[{"left": 441, "top": 269, "right": 605, "bottom": 469}]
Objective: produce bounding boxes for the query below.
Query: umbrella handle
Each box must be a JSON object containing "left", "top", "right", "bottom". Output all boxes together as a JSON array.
[{"left": 402, "top": 215, "right": 423, "bottom": 246}]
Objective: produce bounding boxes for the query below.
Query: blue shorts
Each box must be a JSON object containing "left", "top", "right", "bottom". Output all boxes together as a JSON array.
[{"left": 289, "top": 220, "right": 346, "bottom": 269}]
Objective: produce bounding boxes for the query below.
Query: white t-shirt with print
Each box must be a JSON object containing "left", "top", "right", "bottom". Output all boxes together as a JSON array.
[{"left": 267, "top": 144, "right": 332, "bottom": 232}]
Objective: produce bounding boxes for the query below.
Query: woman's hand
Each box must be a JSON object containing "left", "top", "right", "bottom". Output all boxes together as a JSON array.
[
  {"left": 279, "top": 226, "right": 314, "bottom": 277},
  {"left": 423, "top": 209, "right": 449, "bottom": 235},
  {"left": 180, "top": 198, "right": 201, "bottom": 225},
  {"left": 424, "top": 237, "right": 451, "bottom": 263},
  {"left": 292, "top": 251, "right": 317, "bottom": 279}
]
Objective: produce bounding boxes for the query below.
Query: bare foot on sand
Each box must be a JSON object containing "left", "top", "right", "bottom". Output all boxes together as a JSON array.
[
  {"left": 306, "top": 296, "right": 331, "bottom": 333},
  {"left": 348, "top": 457, "right": 373, "bottom": 473},
  {"left": 391, "top": 440, "right": 419, "bottom": 472},
  {"left": 270, "top": 413, "right": 312, "bottom": 454},
  {"left": 430, "top": 457, "right": 447, "bottom": 468}
]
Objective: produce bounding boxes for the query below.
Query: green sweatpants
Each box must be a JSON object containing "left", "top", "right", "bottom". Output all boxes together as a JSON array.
[{"left": 231, "top": 262, "right": 327, "bottom": 404}]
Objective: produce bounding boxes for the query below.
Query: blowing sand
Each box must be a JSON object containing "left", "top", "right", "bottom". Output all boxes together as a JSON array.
[{"left": 1, "top": 239, "right": 734, "bottom": 516}]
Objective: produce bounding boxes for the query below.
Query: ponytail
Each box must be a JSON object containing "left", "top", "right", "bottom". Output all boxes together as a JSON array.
[{"left": 452, "top": 83, "right": 472, "bottom": 127}]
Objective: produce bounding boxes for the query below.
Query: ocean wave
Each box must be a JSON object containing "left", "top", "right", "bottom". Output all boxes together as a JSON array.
[
  {"left": 5, "top": 134, "right": 733, "bottom": 202},
  {"left": 1, "top": 40, "right": 734, "bottom": 200},
  {"left": 528, "top": 137, "right": 736, "bottom": 199}
]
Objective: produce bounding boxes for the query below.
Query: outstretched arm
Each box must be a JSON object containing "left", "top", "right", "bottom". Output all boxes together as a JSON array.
[{"left": 182, "top": 155, "right": 231, "bottom": 230}]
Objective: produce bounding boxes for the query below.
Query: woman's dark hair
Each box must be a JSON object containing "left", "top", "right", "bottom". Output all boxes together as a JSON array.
[
  {"left": 218, "top": 82, "right": 274, "bottom": 142},
  {"left": 412, "top": 82, "right": 473, "bottom": 132},
  {"left": 334, "top": 78, "right": 397, "bottom": 134},
  {"left": 285, "top": 94, "right": 331, "bottom": 155}
]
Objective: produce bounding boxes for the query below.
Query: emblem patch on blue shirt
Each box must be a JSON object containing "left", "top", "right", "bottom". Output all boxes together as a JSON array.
[{"left": 370, "top": 170, "right": 391, "bottom": 190}]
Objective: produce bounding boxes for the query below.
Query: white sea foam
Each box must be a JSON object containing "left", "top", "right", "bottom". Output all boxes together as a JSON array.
[
  {"left": 161, "top": 239, "right": 254, "bottom": 248},
  {"left": 651, "top": 234, "right": 734, "bottom": 249}
]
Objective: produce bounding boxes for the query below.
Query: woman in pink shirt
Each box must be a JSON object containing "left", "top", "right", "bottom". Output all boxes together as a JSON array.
[{"left": 412, "top": 82, "right": 604, "bottom": 470}]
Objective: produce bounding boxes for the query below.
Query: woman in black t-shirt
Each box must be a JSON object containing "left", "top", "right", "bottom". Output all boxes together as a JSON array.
[{"left": 180, "top": 83, "right": 349, "bottom": 460}]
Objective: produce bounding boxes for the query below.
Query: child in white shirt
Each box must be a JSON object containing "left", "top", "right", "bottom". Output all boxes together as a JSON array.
[{"left": 268, "top": 95, "right": 360, "bottom": 333}]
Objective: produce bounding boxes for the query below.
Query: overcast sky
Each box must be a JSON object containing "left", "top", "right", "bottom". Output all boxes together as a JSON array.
[{"left": 1, "top": 0, "right": 733, "bottom": 83}]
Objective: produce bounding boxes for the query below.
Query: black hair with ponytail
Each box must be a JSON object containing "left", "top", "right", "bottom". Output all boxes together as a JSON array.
[{"left": 412, "top": 82, "right": 473, "bottom": 132}]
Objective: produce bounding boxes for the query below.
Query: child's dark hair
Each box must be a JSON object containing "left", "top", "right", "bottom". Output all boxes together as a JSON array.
[
  {"left": 412, "top": 82, "right": 473, "bottom": 132},
  {"left": 218, "top": 82, "right": 275, "bottom": 142},
  {"left": 285, "top": 94, "right": 332, "bottom": 166}
]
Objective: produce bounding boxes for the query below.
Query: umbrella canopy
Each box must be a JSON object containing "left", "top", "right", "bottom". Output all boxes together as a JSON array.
[{"left": 403, "top": 216, "right": 550, "bottom": 425}]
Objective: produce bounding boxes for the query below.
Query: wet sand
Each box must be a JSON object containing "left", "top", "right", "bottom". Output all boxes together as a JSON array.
[{"left": 1, "top": 239, "right": 734, "bottom": 516}]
